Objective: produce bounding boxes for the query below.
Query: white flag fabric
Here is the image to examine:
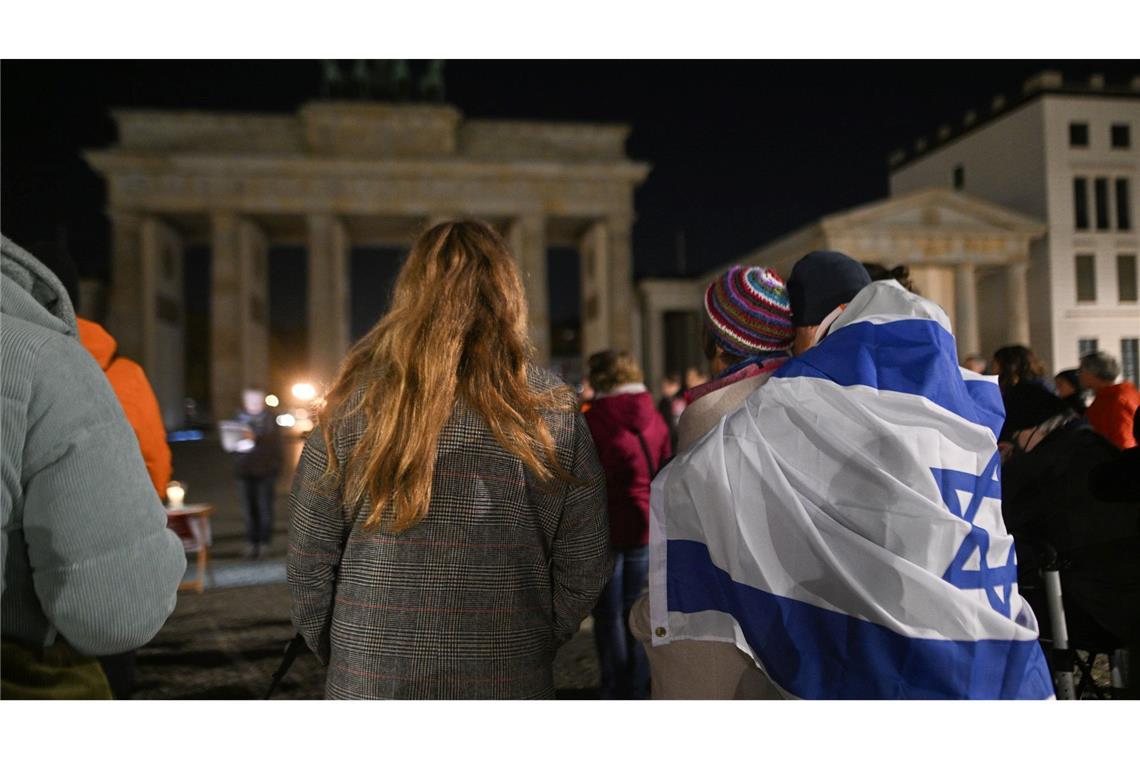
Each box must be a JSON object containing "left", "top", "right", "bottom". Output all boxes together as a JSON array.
[{"left": 648, "top": 280, "right": 1054, "bottom": 699}]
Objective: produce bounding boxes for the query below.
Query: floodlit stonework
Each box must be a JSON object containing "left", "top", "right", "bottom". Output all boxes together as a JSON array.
[
  {"left": 890, "top": 71, "right": 1140, "bottom": 377},
  {"left": 86, "top": 102, "right": 650, "bottom": 425}
]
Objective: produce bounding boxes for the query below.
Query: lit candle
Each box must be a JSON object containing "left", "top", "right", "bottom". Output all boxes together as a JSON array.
[{"left": 167, "top": 481, "right": 186, "bottom": 509}]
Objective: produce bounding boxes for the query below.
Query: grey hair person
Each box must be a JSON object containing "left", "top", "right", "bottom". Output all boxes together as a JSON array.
[{"left": 1079, "top": 351, "right": 1120, "bottom": 382}]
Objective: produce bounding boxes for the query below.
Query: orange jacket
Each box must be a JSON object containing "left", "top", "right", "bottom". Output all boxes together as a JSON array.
[
  {"left": 1086, "top": 381, "right": 1140, "bottom": 450},
  {"left": 77, "top": 318, "right": 172, "bottom": 499}
]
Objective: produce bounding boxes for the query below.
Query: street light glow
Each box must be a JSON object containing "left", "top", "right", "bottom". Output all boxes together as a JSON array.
[
  {"left": 276, "top": 413, "right": 297, "bottom": 428},
  {"left": 265, "top": 394, "right": 280, "bottom": 408},
  {"left": 292, "top": 382, "right": 316, "bottom": 402}
]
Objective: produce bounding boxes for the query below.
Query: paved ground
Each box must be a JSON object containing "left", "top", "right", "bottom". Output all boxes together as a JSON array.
[{"left": 131, "top": 435, "right": 600, "bottom": 699}]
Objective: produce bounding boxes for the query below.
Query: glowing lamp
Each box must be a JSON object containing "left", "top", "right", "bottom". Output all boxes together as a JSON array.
[
  {"left": 291, "top": 383, "right": 316, "bottom": 402},
  {"left": 166, "top": 481, "right": 186, "bottom": 508},
  {"left": 265, "top": 394, "right": 280, "bottom": 408}
]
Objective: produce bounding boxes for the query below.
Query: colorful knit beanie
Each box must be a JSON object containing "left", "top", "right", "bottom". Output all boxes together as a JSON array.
[{"left": 703, "top": 265, "right": 795, "bottom": 356}]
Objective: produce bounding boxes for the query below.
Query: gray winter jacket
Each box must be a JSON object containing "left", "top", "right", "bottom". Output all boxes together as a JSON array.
[{"left": 1, "top": 235, "right": 185, "bottom": 655}]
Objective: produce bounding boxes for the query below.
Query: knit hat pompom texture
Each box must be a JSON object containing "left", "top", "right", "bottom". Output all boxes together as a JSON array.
[{"left": 704, "top": 266, "right": 795, "bottom": 356}]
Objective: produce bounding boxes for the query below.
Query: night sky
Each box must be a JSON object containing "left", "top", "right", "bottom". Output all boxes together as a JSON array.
[{"left": 3, "top": 60, "right": 1136, "bottom": 334}]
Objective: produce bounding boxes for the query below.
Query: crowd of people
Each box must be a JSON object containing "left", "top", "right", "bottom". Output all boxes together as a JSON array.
[{"left": 3, "top": 220, "right": 1138, "bottom": 699}]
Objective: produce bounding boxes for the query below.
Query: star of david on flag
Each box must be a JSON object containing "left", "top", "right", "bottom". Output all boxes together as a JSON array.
[
  {"left": 649, "top": 279, "right": 1054, "bottom": 699},
  {"left": 931, "top": 451, "right": 1018, "bottom": 618}
]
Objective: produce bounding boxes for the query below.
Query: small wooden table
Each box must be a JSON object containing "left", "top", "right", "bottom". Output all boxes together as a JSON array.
[{"left": 166, "top": 504, "right": 214, "bottom": 593}]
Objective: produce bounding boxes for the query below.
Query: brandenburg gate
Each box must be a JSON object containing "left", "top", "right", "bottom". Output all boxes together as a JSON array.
[{"left": 85, "top": 103, "right": 650, "bottom": 426}]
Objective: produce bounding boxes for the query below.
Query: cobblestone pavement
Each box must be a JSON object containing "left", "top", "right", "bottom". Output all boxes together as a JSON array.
[
  {"left": 133, "top": 579, "right": 600, "bottom": 699},
  {"left": 132, "top": 436, "right": 600, "bottom": 699}
]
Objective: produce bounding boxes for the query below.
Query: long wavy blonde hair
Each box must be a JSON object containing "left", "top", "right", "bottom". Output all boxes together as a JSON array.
[{"left": 320, "top": 219, "right": 576, "bottom": 532}]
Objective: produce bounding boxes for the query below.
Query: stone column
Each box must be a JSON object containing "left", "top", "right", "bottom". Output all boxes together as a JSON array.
[
  {"left": 508, "top": 214, "right": 549, "bottom": 363},
  {"left": 578, "top": 221, "right": 611, "bottom": 363},
  {"left": 210, "top": 212, "right": 243, "bottom": 420},
  {"left": 642, "top": 292, "right": 665, "bottom": 399},
  {"left": 140, "top": 217, "right": 185, "bottom": 430},
  {"left": 106, "top": 211, "right": 145, "bottom": 361},
  {"left": 209, "top": 213, "right": 270, "bottom": 419},
  {"left": 954, "top": 261, "right": 981, "bottom": 358},
  {"left": 307, "top": 214, "right": 351, "bottom": 387},
  {"left": 605, "top": 216, "right": 636, "bottom": 356},
  {"left": 239, "top": 220, "right": 271, "bottom": 395},
  {"left": 1005, "top": 261, "right": 1031, "bottom": 346}
]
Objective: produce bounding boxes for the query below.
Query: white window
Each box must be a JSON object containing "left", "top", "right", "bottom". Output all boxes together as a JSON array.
[
  {"left": 1119, "top": 254, "right": 1138, "bottom": 302},
  {"left": 1075, "top": 254, "right": 1096, "bottom": 302}
]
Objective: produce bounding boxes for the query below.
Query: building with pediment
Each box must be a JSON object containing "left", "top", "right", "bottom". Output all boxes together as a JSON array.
[
  {"left": 642, "top": 71, "right": 1139, "bottom": 394},
  {"left": 890, "top": 70, "right": 1139, "bottom": 382}
]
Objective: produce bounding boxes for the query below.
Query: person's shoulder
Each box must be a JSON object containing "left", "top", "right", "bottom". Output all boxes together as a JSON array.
[
  {"left": 25, "top": 328, "right": 104, "bottom": 383},
  {"left": 678, "top": 374, "right": 766, "bottom": 443},
  {"left": 526, "top": 363, "right": 571, "bottom": 394},
  {"left": 1, "top": 309, "right": 65, "bottom": 360}
]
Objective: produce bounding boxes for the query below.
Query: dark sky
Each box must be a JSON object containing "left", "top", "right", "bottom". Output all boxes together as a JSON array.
[{"left": 2, "top": 60, "right": 1137, "bottom": 330}]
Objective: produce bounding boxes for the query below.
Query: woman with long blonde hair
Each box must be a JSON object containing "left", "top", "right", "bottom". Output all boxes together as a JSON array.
[{"left": 288, "top": 220, "right": 611, "bottom": 699}]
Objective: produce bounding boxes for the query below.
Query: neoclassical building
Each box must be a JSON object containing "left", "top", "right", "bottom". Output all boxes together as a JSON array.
[
  {"left": 639, "top": 188, "right": 1046, "bottom": 393},
  {"left": 86, "top": 102, "right": 650, "bottom": 426}
]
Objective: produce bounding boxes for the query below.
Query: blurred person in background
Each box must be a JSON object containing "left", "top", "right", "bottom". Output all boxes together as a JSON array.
[
  {"left": 683, "top": 365, "right": 709, "bottom": 394},
  {"left": 990, "top": 345, "right": 1048, "bottom": 395},
  {"left": 31, "top": 240, "right": 175, "bottom": 699},
  {"left": 1053, "top": 368, "right": 1089, "bottom": 417},
  {"left": 233, "top": 388, "right": 282, "bottom": 559},
  {"left": 576, "top": 376, "right": 595, "bottom": 414},
  {"left": 288, "top": 220, "right": 610, "bottom": 699},
  {"left": 2, "top": 236, "right": 185, "bottom": 699},
  {"left": 656, "top": 371, "right": 684, "bottom": 451},
  {"left": 584, "top": 349, "right": 671, "bottom": 699},
  {"left": 963, "top": 354, "right": 989, "bottom": 374},
  {"left": 864, "top": 261, "right": 916, "bottom": 292},
  {"left": 992, "top": 345, "right": 1050, "bottom": 444},
  {"left": 675, "top": 265, "right": 795, "bottom": 452},
  {"left": 1079, "top": 351, "right": 1140, "bottom": 450}
]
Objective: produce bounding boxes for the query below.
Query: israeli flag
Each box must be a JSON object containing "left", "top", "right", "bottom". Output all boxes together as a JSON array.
[{"left": 648, "top": 280, "right": 1054, "bottom": 699}]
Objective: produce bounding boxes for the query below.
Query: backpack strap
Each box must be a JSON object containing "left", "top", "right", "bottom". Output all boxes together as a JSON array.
[{"left": 633, "top": 429, "right": 659, "bottom": 478}]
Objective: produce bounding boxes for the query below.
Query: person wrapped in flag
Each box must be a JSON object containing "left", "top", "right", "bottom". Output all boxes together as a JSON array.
[{"left": 644, "top": 262, "right": 1054, "bottom": 699}]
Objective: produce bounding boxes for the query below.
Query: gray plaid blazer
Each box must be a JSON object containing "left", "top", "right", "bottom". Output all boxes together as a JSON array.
[{"left": 287, "top": 366, "right": 612, "bottom": 699}]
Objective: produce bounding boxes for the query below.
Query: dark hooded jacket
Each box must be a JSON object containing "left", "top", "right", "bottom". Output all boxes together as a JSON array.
[
  {"left": 584, "top": 387, "right": 672, "bottom": 549},
  {"left": 1002, "top": 417, "right": 1140, "bottom": 643}
]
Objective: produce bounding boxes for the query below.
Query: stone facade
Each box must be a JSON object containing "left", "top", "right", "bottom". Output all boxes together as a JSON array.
[
  {"left": 85, "top": 102, "right": 650, "bottom": 425},
  {"left": 889, "top": 74, "right": 1140, "bottom": 377}
]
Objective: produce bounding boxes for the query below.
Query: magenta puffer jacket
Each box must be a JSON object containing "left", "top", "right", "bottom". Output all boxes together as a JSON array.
[{"left": 584, "top": 389, "right": 672, "bottom": 549}]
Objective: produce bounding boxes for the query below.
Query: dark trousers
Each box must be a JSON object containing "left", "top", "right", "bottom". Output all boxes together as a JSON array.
[
  {"left": 592, "top": 545, "right": 650, "bottom": 699},
  {"left": 97, "top": 651, "right": 137, "bottom": 700},
  {"left": 239, "top": 476, "right": 276, "bottom": 545}
]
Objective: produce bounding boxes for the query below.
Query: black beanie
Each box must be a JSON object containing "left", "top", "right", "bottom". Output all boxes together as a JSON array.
[
  {"left": 786, "top": 250, "right": 872, "bottom": 327},
  {"left": 1001, "top": 382, "right": 1069, "bottom": 438}
]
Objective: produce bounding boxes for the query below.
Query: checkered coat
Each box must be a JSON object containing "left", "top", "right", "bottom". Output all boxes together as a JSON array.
[{"left": 287, "top": 367, "right": 612, "bottom": 699}]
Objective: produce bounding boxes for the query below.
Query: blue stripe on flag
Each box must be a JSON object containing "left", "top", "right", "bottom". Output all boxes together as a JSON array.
[
  {"left": 774, "top": 319, "right": 1005, "bottom": 439},
  {"left": 666, "top": 539, "right": 1054, "bottom": 699}
]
